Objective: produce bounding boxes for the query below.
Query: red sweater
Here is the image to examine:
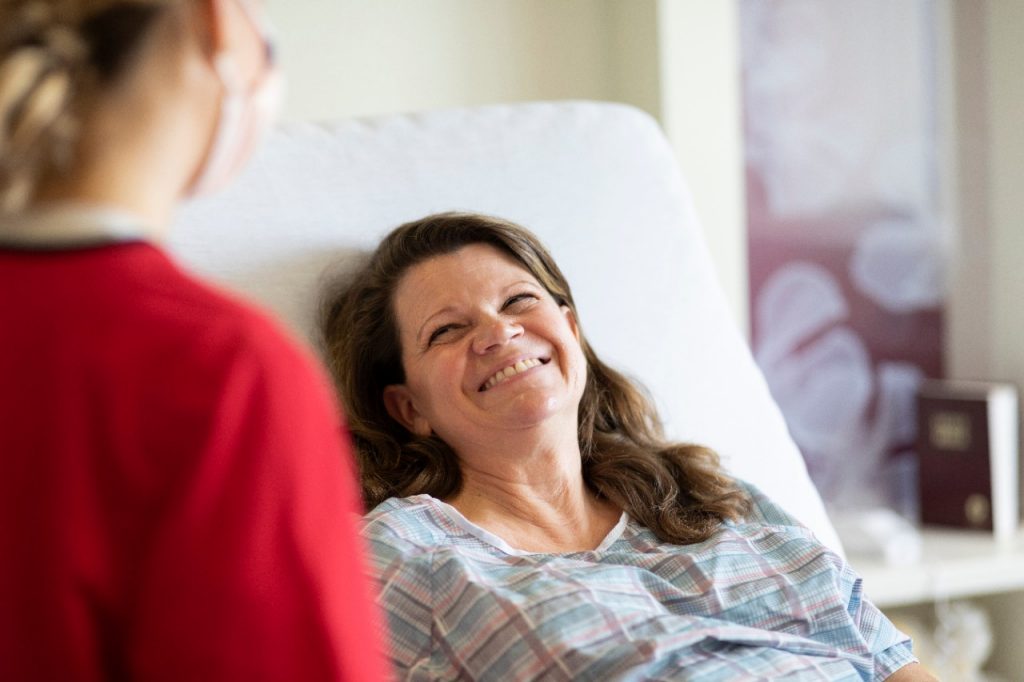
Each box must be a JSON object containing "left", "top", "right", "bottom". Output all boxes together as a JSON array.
[{"left": 0, "top": 242, "right": 387, "bottom": 680}]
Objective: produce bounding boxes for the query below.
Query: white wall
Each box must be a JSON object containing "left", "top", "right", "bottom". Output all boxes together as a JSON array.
[
  {"left": 986, "top": 2, "right": 1024, "bottom": 535},
  {"left": 942, "top": 0, "right": 992, "bottom": 381},
  {"left": 987, "top": 1, "right": 1024, "bottom": 397},
  {"left": 268, "top": 0, "right": 616, "bottom": 120},
  {"left": 944, "top": 0, "right": 1024, "bottom": 402},
  {"left": 942, "top": 6, "right": 1024, "bottom": 667},
  {"left": 656, "top": 0, "right": 748, "bottom": 337}
]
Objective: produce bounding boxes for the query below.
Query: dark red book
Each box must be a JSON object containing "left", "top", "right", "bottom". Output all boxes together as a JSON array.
[{"left": 916, "top": 381, "right": 1019, "bottom": 540}]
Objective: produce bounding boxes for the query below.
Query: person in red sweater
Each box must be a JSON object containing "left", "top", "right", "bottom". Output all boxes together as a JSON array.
[{"left": 0, "top": 1, "right": 386, "bottom": 679}]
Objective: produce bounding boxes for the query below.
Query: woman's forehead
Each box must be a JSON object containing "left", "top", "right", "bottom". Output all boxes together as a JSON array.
[
  {"left": 400, "top": 244, "right": 534, "bottom": 292},
  {"left": 392, "top": 245, "right": 539, "bottom": 320}
]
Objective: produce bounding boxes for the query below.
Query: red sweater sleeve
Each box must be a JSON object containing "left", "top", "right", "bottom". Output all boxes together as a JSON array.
[{"left": 127, "top": 323, "right": 388, "bottom": 681}]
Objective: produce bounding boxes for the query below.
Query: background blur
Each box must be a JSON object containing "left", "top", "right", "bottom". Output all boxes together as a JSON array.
[
  {"left": 268, "top": 0, "right": 1023, "bottom": 510},
  {"left": 265, "top": 1, "right": 1023, "bottom": 676}
]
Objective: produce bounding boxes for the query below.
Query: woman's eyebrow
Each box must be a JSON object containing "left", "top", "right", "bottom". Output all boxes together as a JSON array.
[
  {"left": 416, "top": 306, "right": 457, "bottom": 343},
  {"left": 502, "top": 279, "right": 541, "bottom": 292}
]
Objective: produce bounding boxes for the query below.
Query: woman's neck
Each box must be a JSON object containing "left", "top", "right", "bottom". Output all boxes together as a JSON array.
[{"left": 446, "top": 440, "right": 621, "bottom": 553}]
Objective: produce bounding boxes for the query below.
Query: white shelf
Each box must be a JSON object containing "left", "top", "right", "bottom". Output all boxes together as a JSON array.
[{"left": 849, "top": 528, "right": 1024, "bottom": 609}]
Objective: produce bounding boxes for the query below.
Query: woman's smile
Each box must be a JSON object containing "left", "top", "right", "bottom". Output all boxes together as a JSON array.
[{"left": 479, "top": 356, "right": 550, "bottom": 392}]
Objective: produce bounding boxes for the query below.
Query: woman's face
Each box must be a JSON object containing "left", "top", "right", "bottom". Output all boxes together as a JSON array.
[{"left": 384, "top": 244, "right": 587, "bottom": 450}]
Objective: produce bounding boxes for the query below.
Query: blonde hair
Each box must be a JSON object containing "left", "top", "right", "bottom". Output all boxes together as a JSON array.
[
  {"left": 0, "top": 0, "right": 170, "bottom": 211},
  {"left": 321, "top": 213, "right": 751, "bottom": 545}
]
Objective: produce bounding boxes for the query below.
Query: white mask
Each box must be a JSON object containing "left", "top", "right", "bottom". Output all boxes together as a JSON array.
[{"left": 187, "top": 0, "right": 283, "bottom": 197}]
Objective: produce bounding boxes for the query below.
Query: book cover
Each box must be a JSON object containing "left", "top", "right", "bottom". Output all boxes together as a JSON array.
[{"left": 916, "top": 381, "right": 1019, "bottom": 540}]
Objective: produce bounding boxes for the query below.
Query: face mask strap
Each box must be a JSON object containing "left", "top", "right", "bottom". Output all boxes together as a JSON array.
[
  {"left": 185, "top": 0, "right": 282, "bottom": 198},
  {"left": 231, "top": 0, "right": 277, "bottom": 70}
]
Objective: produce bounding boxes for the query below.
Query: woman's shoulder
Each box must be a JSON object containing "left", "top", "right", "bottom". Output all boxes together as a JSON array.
[
  {"left": 734, "top": 480, "right": 807, "bottom": 527},
  {"left": 360, "top": 495, "right": 474, "bottom": 582},
  {"left": 726, "top": 479, "right": 840, "bottom": 556},
  {"left": 362, "top": 495, "right": 455, "bottom": 547}
]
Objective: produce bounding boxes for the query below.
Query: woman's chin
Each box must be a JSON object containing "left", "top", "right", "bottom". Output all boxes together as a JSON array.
[{"left": 484, "top": 391, "right": 573, "bottom": 430}]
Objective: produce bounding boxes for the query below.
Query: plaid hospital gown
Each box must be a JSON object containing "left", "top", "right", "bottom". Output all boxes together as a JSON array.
[{"left": 362, "top": 483, "right": 915, "bottom": 681}]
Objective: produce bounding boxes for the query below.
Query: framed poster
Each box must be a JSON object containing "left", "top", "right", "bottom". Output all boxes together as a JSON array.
[{"left": 740, "top": 0, "right": 945, "bottom": 517}]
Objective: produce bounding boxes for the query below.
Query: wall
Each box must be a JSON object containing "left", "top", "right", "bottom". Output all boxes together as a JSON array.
[
  {"left": 944, "top": 0, "right": 1024, "bottom": 431},
  {"left": 929, "top": 2, "right": 1024, "bottom": 671},
  {"left": 657, "top": 0, "right": 748, "bottom": 337},
  {"left": 269, "top": 0, "right": 618, "bottom": 121},
  {"left": 987, "top": 0, "right": 1024, "bottom": 401},
  {"left": 942, "top": 0, "right": 991, "bottom": 381}
]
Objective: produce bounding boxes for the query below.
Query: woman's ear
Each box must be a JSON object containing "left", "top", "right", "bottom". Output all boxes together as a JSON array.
[{"left": 383, "top": 385, "right": 432, "bottom": 437}]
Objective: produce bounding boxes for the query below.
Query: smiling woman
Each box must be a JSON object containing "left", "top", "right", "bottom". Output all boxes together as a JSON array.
[
  {"left": 321, "top": 212, "right": 750, "bottom": 549},
  {"left": 320, "top": 212, "right": 933, "bottom": 680}
]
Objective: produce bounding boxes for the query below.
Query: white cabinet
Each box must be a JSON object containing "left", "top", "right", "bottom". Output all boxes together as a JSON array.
[{"left": 850, "top": 529, "right": 1024, "bottom": 677}]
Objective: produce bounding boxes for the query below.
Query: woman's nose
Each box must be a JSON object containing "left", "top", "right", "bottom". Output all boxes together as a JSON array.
[{"left": 471, "top": 317, "right": 523, "bottom": 354}]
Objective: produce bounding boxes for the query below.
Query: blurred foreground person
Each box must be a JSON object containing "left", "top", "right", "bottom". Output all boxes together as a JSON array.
[{"left": 0, "top": 1, "right": 385, "bottom": 678}]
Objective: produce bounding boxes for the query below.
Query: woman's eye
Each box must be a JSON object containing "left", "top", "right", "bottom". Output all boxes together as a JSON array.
[
  {"left": 503, "top": 292, "right": 538, "bottom": 310},
  {"left": 427, "top": 324, "right": 459, "bottom": 346}
]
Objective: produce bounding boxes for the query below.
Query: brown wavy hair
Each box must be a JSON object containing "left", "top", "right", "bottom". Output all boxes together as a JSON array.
[{"left": 320, "top": 212, "right": 750, "bottom": 545}]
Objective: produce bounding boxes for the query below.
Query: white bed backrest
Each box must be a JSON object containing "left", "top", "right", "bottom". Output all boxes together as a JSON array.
[{"left": 171, "top": 101, "right": 842, "bottom": 554}]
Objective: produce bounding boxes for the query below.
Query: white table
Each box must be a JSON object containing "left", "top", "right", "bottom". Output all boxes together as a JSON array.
[{"left": 849, "top": 528, "right": 1024, "bottom": 677}]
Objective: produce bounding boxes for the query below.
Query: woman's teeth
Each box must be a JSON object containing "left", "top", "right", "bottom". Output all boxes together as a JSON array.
[{"left": 482, "top": 358, "right": 544, "bottom": 391}]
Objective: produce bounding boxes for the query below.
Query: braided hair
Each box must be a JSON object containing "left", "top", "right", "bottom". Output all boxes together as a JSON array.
[{"left": 0, "top": 0, "right": 169, "bottom": 211}]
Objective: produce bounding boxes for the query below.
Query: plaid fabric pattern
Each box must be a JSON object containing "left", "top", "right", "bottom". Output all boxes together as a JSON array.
[{"left": 363, "top": 483, "right": 915, "bottom": 681}]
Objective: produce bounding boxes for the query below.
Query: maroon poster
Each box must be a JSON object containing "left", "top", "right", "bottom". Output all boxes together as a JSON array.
[{"left": 740, "top": 0, "right": 944, "bottom": 518}]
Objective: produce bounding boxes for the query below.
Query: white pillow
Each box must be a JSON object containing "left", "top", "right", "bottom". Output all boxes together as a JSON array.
[{"left": 172, "top": 101, "right": 842, "bottom": 554}]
